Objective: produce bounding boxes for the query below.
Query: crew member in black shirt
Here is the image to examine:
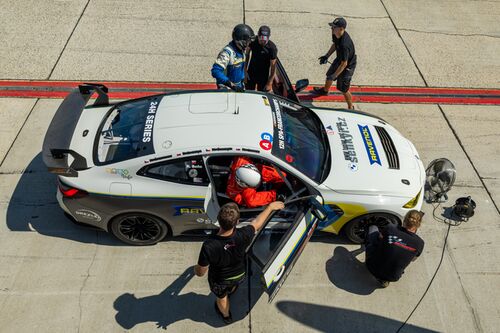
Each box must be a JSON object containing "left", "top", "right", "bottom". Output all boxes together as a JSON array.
[
  {"left": 245, "top": 25, "right": 278, "bottom": 92},
  {"left": 365, "top": 210, "right": 425, "bottom": 288},
  {"left": 313, "top": 17, "right": 357, "bottom": 109},
  {"left": 194, "top": 201, "right": 284, "bottom": 324}
]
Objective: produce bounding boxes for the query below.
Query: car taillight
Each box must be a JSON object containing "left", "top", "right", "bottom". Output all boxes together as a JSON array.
[{"left": 58, "top": 180, "right": 88, "bottom": 198}]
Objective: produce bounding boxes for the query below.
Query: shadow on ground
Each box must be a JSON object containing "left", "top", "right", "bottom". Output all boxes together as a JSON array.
[
  {"left": 114, "top": 264, "right": 265, "bottom": 330},
  {"left": 325, "top": 246, "right": 380, "bottom": 295},
  {"left": 276, "top": 301, "right": 439, "bottom": 333},
  {"left": 6, "top": 153, "right": 120, "bottom": 245}
]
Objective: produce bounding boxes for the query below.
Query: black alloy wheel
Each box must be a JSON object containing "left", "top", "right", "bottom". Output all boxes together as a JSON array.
[
  {"left": 110, "top": 213, "right": 169, "bottom": 245},
  {"left": 343, "top": 213, "right": 400, "bottom": 244}
]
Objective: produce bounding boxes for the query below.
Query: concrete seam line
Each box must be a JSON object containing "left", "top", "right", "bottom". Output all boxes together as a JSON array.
[
  {"left": 436, "top": 104, "right": 500, "bottom": 215},
  {"left": 47, "top": 0, "right": 92, "bottom": 80},
  {"left": 444, "top": 238, "right": 484, "bottom": 332},
  {"left": 398, "top": 28, "right": 500, "bottom": 40},
  {"left": 77, "top": 232, "right": 99, "bottom": 333},
  {"left": 243, "top": 0, "right": 246, "bottom": 24},
  {"left": 0, "top": 99, "right": 39, "bottom": 169},
  {"left": 379, "top": 0, "right": 428, "bottom": 87}
]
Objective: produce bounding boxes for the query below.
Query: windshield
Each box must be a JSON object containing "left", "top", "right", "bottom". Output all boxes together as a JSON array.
[
  {"left": 96, "top": 96, "right": 162, "bottom": 164},
  {"left": 269, "top": 97, "right": 330, "bottom": 182}
]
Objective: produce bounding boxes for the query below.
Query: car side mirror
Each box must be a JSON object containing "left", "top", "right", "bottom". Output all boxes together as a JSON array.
[
  {"left": 309, "top": 197, "right": 327, "bottom": 221},
  {"left": 294, "top": 79, "right": 309, "bottom": 93}
]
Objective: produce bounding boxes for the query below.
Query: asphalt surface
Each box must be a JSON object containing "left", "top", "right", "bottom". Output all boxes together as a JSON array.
[{"left": 0, "top": 1, "right": 499, "bottom": 332}]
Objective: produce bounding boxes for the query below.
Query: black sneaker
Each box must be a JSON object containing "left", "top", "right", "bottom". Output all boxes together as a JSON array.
[{"left": 312, "top": 87, "right": 329, "bottom": 96}]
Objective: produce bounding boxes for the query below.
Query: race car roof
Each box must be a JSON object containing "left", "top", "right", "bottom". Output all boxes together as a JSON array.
[{"left": 152, "top": 91, "right": 275, "bottom": 156}]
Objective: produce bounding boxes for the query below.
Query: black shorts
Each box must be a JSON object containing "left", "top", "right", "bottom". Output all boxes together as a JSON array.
[
  {"left": 246, "top": 75, "right": 268, "bottom": 92},
  {"left": 326, "top": 62, "right": 356, "bottom": 93},
  {"left": 208, "top": 274, "right": 245, "bottom": 298}
]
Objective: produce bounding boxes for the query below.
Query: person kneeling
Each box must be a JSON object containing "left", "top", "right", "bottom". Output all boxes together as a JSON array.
[{"left": 365, "top": 210, "right": 425, "bottom": 288}]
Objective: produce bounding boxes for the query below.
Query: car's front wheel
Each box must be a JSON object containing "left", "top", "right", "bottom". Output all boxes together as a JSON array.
[
  {"left": 343, "top": 213, "right": 400, "bottom": 244},
  {"left": 110, "top": 213, "right": 169, "bottom": 246}
]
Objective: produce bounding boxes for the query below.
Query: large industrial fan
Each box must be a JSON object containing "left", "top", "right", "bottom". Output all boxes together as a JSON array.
[{"left": 424, "top": 158, "right": 456, "bottom": 203}]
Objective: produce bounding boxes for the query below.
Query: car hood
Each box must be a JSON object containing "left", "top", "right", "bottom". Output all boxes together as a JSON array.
[{"left": 312, "top": 108, "right": 424, "bottom": 198}]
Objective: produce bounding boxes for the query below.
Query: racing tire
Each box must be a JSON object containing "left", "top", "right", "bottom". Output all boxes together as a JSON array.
[
  {"left": 110, "top": 213, "right": 169, "bottom": 246},
  {"left": 343, "top": 213, "right": 400, "bottom": 244}
]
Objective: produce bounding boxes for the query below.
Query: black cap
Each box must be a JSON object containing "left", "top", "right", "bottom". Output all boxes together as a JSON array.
[
  {"left": 329, "top": 17, "right": 347, "bottom": 29},
  {"left": 258, "top": 25, "right": 271, "bottom": 37}
]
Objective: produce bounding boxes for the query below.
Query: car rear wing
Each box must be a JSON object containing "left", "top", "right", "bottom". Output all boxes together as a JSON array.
[{"left": 42, "top": 83, "right": 109, "bottom": 177}]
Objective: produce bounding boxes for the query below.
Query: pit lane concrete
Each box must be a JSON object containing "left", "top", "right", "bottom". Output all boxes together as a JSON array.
[{"left": 0, "top": 1, "right": 499, "bottom": 332}]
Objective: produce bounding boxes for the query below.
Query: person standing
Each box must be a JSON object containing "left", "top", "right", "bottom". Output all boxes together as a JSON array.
[
  {"left": 211, "top": 24, "right": 255, "bottom": 92},
  {"left": 313, "top": 17, "right": 357, "bottom": 109},
  {"left": 245, "top": 25, "right": 278, "bottom": 92},
  {"left": 194, "top": 201, "right": 284, "bottom": 324},
  {"left": 365, "top": 210, "right": 425, "bottom": 288}
]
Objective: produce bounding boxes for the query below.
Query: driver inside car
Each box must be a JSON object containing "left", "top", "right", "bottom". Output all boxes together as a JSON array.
[{"left": 226, "top": 156, "right": 286, "bottom": 208}]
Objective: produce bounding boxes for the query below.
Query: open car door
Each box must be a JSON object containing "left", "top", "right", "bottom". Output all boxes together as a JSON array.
[
  {"left": 248, "top": 195, "right": 326, "bottom": 301},
  {"left": 274, "top": 58, "right": 309, "bottom": 103}
]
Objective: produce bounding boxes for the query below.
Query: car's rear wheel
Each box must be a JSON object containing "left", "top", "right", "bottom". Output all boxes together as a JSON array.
[
  {"left": 343, "top": 213, "right": 400, "bottom": 244},
  {"left": 110, "top": 213, "right": 169, "bottom": 246}
]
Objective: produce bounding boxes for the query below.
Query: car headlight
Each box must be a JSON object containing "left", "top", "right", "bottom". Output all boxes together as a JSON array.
[{"left": 403, "top": 190, "right": 421, "bottom": 208}]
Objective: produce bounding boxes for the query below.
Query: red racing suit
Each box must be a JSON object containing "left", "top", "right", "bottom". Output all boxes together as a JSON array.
[{"left": 226, "top": 156, "right": 285, "bottom": 208}]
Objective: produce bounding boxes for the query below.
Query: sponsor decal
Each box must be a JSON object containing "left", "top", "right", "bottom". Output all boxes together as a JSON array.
[
  {"left": 358, "top": 125, "right": 381, "bottom": 166},
  {"left": 260, "top": 139, "right": 272, "bottom": 150},
  {"left": 188, "top": 169, "right": 198, "bottom": 178},
  {"left": 75, "top": 209, "right": 102, "bottom": 222},
  {"left": 174, "top": 206, "right": 205, "bottom": 216},
  {"left": 196, "top": 217, "right": 213, "bottom": 224},
  {"left": 261, "top": 132, "right": 273, "bottom": 142},
  {"left": 286, "top": 154, "right": 294, "bottom": 163},
  {"left": 262, "top": 97, "right": 270, "bottom": 106},
  {"left": 142, "top": 100, "right": 158, "bottom": 143},
  {"left": 224, "top": 242, "right": 236, "bottom": 251},
  {"left": 106, "top": 168, "right": 132, "bottom": 180},
  {"left": 326, "top": 125, "right": 335, "bottom": 135},
  {"left": 336, "top": 117, "right": 358, "bottom": 163},
  {"left": 348, "top": 162, "right": 358, "bottom": 172},
  {"left": 269, "top": 97, "right": 287, "bottom": 161},
  {"left": 162, "top": 140, "right": 172, "bottom": 149},
  {"left": 273, "top": 99, "right": 286, "bottom": 150},
  {"left": 388, "top": 235, "right": 417, "bottom": 252}
]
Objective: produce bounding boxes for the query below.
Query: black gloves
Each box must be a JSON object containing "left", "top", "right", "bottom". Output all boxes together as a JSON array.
[
  {"left": 233, "top": 85, "right": 245, "bottom": 92},
  {"left": 318, "top": 55, "right": 329, "bottom": 65},
  {"left": 224, "top": 81, "right": 245, "bottom": 92}
]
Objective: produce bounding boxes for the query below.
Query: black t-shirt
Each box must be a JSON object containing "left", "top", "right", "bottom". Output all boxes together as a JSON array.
[
  {"left": 247, "top": 40, "right": 278, "bottom": 78},
  {"left": 198, "top": 225, "right": 255, "bottom": 282},
  {"left": 366, "top": 224, "right": 424, "bottom": 282},
  {"left": 332, "top": 31, "right": 357, "bottom": 68}
]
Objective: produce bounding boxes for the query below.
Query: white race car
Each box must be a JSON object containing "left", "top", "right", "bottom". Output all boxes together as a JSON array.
[{"left": 42, "top": 62, "right": 424, "bottom": 300}]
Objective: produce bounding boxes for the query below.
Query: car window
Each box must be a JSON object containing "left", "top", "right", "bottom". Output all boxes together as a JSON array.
[
  {"left": 96, "top": 95, "right": 163, "bottom": 164},
  {"left": 142, "top": 157, "right": 209, "bottom": 186},
  {"left": 269, "top": 97, "right": 330, "bottom": 182}
]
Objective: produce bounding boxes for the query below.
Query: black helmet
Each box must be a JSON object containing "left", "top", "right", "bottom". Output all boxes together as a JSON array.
[{"left": 232, "top": 24, "right": 255, "bottom": 50}]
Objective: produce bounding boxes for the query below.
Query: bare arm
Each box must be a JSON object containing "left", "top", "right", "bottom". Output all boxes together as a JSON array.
[
  {"left": 325, "top": 44, "right": 336, "bottom": 58},
  {"left": 265, "top": 59, "right": 277, "bottom": 91},
  {"left": 250, "top": 201, "right": 285, "bottom": 232},
  {"left": 194, "top": 264, "right": 208, "bottom": 277}
]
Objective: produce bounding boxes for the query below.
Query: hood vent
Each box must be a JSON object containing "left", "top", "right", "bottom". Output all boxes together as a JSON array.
[{"left": 375, "top": 126, "right": 400, "bottom": 169}]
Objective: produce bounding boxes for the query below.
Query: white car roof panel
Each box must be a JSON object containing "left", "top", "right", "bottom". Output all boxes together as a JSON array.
[{"left": 153, "top": 92, "right": 274, "bottom": 155}]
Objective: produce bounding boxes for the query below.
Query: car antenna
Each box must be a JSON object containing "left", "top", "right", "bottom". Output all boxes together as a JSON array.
[{"left": 234, "top": 106, "right": 239, "bottom": 115}]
